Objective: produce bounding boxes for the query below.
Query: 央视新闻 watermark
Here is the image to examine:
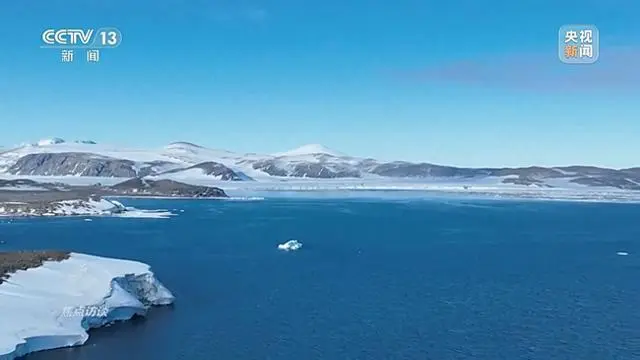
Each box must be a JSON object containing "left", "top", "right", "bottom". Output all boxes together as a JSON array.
[{"left": 559, "top": 24, "right": 599, "bottom": 64}]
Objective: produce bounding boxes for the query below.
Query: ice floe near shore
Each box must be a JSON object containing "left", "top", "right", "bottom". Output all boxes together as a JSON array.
[
  {"left": 0, "top": 252, "right": 174, "bottom": 360},
  {"left": 278, "top": 240, "right": 303, "bottom": 251}
]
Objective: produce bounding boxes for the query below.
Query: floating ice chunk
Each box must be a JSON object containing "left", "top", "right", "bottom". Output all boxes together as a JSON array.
[
  {"left": 225, "top": 197, "right": 265, "bottom": 201},
  {"left": 278, "top": 240, "right": 303, "bottom": 251},
  {"left": 114, "top": 210, "right": 175, "bottom": 219},
  {"left": 617, "top": 251, "right": 629, "bottom": 256}
]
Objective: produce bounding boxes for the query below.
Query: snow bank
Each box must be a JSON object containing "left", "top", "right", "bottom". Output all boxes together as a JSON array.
[
  {"left": 278, "top": 240, "right": 303, "bottom": 251},
  {"left": 52, "top": 199, "right": 125, "bottom": 216},
  {"left": 0, "top": 253, "right": 174, "bottom": 360}
]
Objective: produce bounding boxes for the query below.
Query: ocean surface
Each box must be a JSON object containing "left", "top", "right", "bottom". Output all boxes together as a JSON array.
[{"left": 2, "top": 194, "right": 639, "bottom": 360}]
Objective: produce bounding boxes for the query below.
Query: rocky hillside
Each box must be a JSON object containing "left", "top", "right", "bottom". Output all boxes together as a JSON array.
[
  {"left": 159, "top": 161, "right": 243, "bottom": 180},
  {"left": 107, "top": 178, "right": 228, "bottom": 197}
]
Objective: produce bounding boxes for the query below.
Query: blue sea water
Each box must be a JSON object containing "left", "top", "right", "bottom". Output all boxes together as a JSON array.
[{"left": 2, "top": 195, "right": 640, "bottom": 360}]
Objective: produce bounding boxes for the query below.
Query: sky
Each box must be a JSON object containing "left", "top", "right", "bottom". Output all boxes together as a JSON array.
[{"left": 0, "top": 0, "right": 638, "bottom": 168}]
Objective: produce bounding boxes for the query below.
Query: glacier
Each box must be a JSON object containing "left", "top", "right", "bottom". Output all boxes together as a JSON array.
[{"left": 0, "top": 253, "right": 175, "bottom": 360}]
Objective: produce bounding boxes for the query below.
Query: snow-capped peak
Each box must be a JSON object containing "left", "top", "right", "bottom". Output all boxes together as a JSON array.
[
  {"left": 36, "top": 138, "right": 66, "bottom": 146},
  {"left": 275, "top": 144, "right": 346, "bottom": 157}
]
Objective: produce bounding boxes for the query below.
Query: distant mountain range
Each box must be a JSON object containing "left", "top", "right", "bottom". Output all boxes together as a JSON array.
[{"left": 0, "top": 138, "right": 638, "bottom": 190}]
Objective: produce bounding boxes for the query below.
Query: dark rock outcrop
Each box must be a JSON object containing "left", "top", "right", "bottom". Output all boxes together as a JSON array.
[
  {"left": 369, "top": 162, "right": 482, "bottom": 178},
  {"left": 109, "top": 178, "right": 228, "bottom": 198},
  {"left": 8, "top": 153, "right": 138, "bottom": 177},
  {"left": 160, "top": 162, "right": 243, "bottom": 180},
  {"left": 0, "top": 251, "right": 70, "bottom": 284},
  {"left": 290, "top": 163, "right": 360, "bottom": 178},
  {"left": 252, "top": 159, "right": 360, "bottom": 178},
  {"left": 7, "top": 153, "right": 181, "bottom": 178},
  {"left": 251, "top": 160, "right": 290, "bottom": 177}
]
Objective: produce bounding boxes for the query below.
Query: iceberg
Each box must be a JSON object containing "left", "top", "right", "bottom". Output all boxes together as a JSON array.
[
  {"left": 0, "top": 252, "right": 175, "bottom": 360},
  {"left": 278, "top": 240, "right": 303, "bottom": 251}
]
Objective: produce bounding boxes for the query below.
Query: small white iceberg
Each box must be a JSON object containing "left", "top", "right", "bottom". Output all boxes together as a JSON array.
[
  {"left": 617, "top": 251, "right": 629, "bottom": 256},
  {"left": 278, "top": 240, "right": 303, "bottom": 252}
]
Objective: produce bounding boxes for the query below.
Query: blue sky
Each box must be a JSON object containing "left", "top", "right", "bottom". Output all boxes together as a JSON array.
[{"left": 0, "top": 0, "right": 638, "bottom": 168}]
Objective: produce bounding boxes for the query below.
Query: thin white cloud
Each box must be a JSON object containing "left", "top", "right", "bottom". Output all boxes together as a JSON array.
[{"left": 391, "top": 46, "right": 640, "bottom": 92}]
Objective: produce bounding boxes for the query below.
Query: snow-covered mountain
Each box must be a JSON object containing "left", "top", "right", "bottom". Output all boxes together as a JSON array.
[
  {"left": 273, "top": 144, "right": 346, "bottom": 157},
  {"left": 0, "top": 138, "right": 638, "bottom": 190}
]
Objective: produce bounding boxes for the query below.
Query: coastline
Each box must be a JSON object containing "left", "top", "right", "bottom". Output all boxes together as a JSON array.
[
  {"left": 1, "top": 175, "right": 640, "bottom": 208},
  {"left": 0, "top": 178, "right": 228, "bottom": 218}
]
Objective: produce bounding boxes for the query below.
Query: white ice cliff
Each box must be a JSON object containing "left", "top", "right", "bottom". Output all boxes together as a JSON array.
[{"left": 0, "top": 253, "right": 175, "bottom": 360}]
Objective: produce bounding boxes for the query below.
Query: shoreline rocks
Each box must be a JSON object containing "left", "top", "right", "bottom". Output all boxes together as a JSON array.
[{"left": 0, "top": 251, "right": 70, "bottom": 284}]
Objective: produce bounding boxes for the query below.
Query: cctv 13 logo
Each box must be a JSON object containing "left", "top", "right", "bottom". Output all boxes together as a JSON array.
[{"left": 41, "top": 27, "right": 122, "bottom": 48}]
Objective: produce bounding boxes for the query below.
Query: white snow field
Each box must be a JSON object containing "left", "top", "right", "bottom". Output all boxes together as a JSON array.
[{"left": 0, "top": 253, "right": 175, "bottom": 360}]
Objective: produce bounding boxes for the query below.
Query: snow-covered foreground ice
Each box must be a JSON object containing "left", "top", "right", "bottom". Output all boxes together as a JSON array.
[
  {"left": 278, "top": 240, "right": 303, "bottom": 251},
  {"left": 0, "top": 253, "right": 175, "bottom": 360}
]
